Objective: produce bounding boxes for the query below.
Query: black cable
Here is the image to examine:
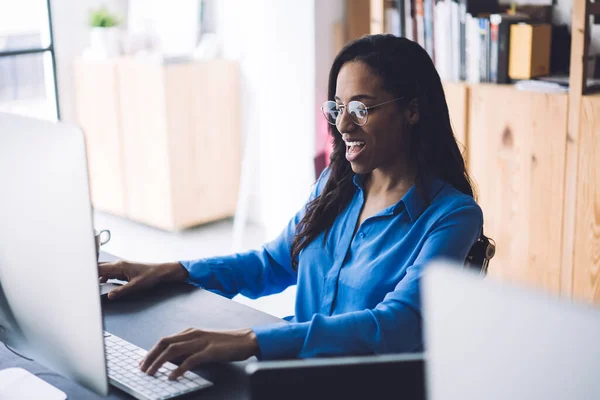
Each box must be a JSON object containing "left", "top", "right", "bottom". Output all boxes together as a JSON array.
[
  {"left": 4, "top": 342, "right": 33, "bottom": 361},
  {"left": 1, "top": 337, "right": 63, "bottom": 380}
]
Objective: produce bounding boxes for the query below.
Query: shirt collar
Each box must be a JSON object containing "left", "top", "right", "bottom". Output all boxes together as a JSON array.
[
  {"left": 397, "top": 178, "right": 445, "bottom": 221},
  {"left": 352, "top": 174, "right": 365, "bottom": 189},
  {"left": 353, "top": 174, "right": 445, "bottom": 222}
]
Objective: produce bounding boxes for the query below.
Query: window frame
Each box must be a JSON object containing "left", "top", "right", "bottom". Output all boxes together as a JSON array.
[{"left": 0, "top": 0, "right": 60, "bottom": 119}]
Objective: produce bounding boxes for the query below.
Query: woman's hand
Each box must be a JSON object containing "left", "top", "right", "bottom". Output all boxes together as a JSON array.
[
  {"left": 140, "top": 328, "right": 260, "bottom": 380},
  {"left": 98, "top": 260, "right": 189, "bottom": 300}
]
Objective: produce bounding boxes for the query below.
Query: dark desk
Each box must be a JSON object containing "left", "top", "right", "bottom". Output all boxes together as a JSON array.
[{"left": 0, "top": 251, "right": 285, "bottom": 399}]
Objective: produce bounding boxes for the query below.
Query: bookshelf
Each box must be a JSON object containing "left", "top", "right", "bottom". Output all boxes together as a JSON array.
[{"left": 344, "top": 0, "right": 600, "bottom": 305}]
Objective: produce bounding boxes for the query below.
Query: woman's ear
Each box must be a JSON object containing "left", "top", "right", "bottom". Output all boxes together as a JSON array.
[{"left": 405, "top": 99, "right": 420, "bottom": 125}]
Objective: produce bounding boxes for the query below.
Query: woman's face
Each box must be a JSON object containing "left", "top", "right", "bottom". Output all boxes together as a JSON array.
[{"left": 335, "top": 61, "right": 409, "bottom": 175}]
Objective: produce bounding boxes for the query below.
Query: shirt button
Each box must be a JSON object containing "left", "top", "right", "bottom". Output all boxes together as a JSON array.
[{"left": 358, "top": 232, "right": 365, "bottom": 239}]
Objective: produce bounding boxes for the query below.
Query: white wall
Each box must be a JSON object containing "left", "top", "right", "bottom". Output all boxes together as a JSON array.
[
  {"left": 217, "top": 0, "right": 318, "bottom": 240},
  {"left": 315, "top": 0, "right": 345, "bottom": 167},
  {"left": 51, "top": 0, "right": 127, "bottom": 123}
]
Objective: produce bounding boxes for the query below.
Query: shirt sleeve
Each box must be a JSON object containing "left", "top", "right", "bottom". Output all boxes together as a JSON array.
[
  {"left": 178, "top": 168, "right": 331, "bottom": 300},
  {"left": 251, "top": 203, "right": 483, "bottom": 360}
]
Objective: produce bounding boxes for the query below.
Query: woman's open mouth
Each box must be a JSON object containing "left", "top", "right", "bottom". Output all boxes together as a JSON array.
[{"left": 345, "top": 140, "right": 366, "bottom": 162}]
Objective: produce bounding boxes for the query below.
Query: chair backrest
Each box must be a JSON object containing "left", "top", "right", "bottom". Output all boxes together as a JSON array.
[{"left": 464, "top": 234, "right": 496, "bottom": 275}]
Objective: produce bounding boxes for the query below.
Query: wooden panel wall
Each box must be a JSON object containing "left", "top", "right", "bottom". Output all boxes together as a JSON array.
[
  {"left": 468, "top": 84, "right": 568, "bottom": 294},
  {"left": 443, "top": 82, "right": 469, "bottom": 163},
  {"left": 572, "top": 94, "right": 600, "bottom": 303}
]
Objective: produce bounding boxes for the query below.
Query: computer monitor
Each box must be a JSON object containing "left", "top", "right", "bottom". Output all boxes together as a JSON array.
[
  {"left": 0, "top": 112, "right": 108, "bottom": 395},
  {"left": 423, "top": 260, "right": 600, "bottom": 400}
]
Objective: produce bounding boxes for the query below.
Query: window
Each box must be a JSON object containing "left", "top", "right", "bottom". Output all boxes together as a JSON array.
[{"left": 0, "top": 0, "right": 59, "bottom": 120}]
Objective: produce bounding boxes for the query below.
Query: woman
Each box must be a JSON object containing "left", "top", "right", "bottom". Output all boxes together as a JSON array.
[{"left": 99, "top": 34, "right": 483, "bottom": 380}]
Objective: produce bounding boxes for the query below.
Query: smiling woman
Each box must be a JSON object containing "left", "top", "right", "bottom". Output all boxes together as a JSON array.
[{"left": 99, "top": 34, "right": 486, "bottom": 379}]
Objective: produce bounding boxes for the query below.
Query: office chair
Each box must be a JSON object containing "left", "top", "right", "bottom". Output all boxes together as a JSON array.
[{"left": 464, "top": 232, "right": 496, "bottom": 276}]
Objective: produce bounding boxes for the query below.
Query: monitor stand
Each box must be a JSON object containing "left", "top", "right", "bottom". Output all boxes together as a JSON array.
[{"left": 0, "top": 367, "right": 66, "bottom": 399}]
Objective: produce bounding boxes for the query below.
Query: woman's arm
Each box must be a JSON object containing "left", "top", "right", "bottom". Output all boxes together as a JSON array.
[
  {"left": 252, "top": 204, "right": 483, "bottom": 359},
  {"left": 179, "top": 169, "right": 331, "bottom": 299}
]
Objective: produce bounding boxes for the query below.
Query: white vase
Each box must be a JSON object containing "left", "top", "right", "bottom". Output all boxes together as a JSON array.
[{"left": 89, "top": 27, "right": 121, "bottom": 58}]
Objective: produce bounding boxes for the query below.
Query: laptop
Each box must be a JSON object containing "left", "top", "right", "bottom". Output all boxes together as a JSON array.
[
  {"left": 423, "top": 260, "right": 600, "bottom": 399},
  {"left": 244, "top": 352, "right": 425, "bottom": 400}
]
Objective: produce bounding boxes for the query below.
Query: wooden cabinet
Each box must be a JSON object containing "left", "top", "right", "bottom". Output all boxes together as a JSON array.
[
  {"left": 570, "top": 94, "right": 600, "bottom": 303},
  {"left": 74, "top": 58, "right": 241, "bottom": 231},
  {"left": 468, "top": 84, "right": 568, "bottom": 294}
]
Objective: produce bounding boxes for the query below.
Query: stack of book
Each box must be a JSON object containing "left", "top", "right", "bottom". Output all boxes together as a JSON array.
[{"left": 385, "top": 0, "right": 531, "bottom": 84}]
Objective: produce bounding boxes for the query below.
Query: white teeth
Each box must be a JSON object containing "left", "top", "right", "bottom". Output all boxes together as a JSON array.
[{"left": 345, "top": 141, "right": 365, "bottom": 146}]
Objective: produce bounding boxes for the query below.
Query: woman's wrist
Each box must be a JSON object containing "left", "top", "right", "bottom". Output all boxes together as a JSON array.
[
  {"left": 240, "top": 328, "right": 260, "bottom": 358},
  {"left": 161, "top": 262, "right": 190, "bottom": 282}
]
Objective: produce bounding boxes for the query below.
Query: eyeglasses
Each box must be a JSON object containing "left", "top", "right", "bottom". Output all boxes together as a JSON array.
[{"left": 320, "top": 97, "right": 404, "bottom": 127}]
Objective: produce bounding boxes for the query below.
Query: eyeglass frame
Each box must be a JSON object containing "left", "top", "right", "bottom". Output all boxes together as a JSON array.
[{"left": 320, "top": 97, "right": 405, "bottom": 127}]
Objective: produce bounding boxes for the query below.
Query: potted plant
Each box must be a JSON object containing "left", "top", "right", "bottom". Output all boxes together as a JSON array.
[{"left": 88, "top": 7, "right": 122, "bottom": 58}]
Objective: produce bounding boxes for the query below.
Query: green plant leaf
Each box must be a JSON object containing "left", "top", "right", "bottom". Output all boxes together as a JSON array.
[{"left": 89, "top": 7, "right": 120, "bottom": 28}]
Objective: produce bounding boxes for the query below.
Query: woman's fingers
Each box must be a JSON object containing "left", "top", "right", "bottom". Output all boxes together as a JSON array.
[
  {"left": 169, "top": 352, "right": 207, "bottom": 380},
  {"left": 106, "top": 281, "right": 135, "bottom": 300},
  {"left": 140, "top": 329, "right": 202, "bottom": 371},
  {"left": 98, "top": 262, "right": 128, "bottom": 282},
  {"left": 145, "top": 341, "right": 200, "bottom": 376},
  {"left": 140, "top": 328, "right": 260, "bottom": 380}
]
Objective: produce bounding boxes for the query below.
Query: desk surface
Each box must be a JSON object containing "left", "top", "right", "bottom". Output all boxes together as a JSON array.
[{"left": 0, "top": 251, "right": 284, "bottom": 399}]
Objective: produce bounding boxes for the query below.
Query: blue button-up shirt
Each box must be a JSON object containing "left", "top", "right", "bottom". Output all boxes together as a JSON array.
[{"left": 180, "top": 169, "right": 483, "bottom": 360}]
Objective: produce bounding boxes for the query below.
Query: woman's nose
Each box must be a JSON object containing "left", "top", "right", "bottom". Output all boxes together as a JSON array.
[{"left": 336, "top": 107, "right": 356, "bottom": 133}]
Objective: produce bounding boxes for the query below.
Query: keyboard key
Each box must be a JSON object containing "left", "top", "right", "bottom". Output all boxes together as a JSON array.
[{"left": 163, "top": 363, "right": 177, "bottom": 371}]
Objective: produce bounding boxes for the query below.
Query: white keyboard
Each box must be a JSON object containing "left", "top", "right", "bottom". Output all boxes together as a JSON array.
[{"left": 104, "top": 331, "right": 213, "bottom": 400}]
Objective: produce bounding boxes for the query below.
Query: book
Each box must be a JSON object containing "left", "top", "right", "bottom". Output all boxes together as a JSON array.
[
  {"left": 385, "top": 6, "right": 402, "bottom": 36},
  {"left": 415, "top": 0, "right": 426, "bottom": 47},
  {"left": 489, "top": 13, "right": 530, "bottom": 83},
  {"left": 405, "top": 0, "right": 415, "bottom": 41},
  {"left": 395, "top": 0, "right": 407, "bottom": 37},
  {"left": 434, "top": 0, "right": 451, "bottom": 81},
  {"left": 465, "top": 13, "right": 481, "bottom": 83},
  {"left": 450, "top": 0, "right": 461, "bottom": 81},
  {"left": 424, "top": 0, "right": 435, "bottom": 59},
  {"left": 478, "top": 18, "right": 490, "bottom": 83},
  {"left": 458, "top": 0, "right": 467, "bottom": 81}
]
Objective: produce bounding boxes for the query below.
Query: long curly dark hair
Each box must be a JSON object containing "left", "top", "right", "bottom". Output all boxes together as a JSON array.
[{"left": 290, "top": 34, "right": 478, "bottom": 270}]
